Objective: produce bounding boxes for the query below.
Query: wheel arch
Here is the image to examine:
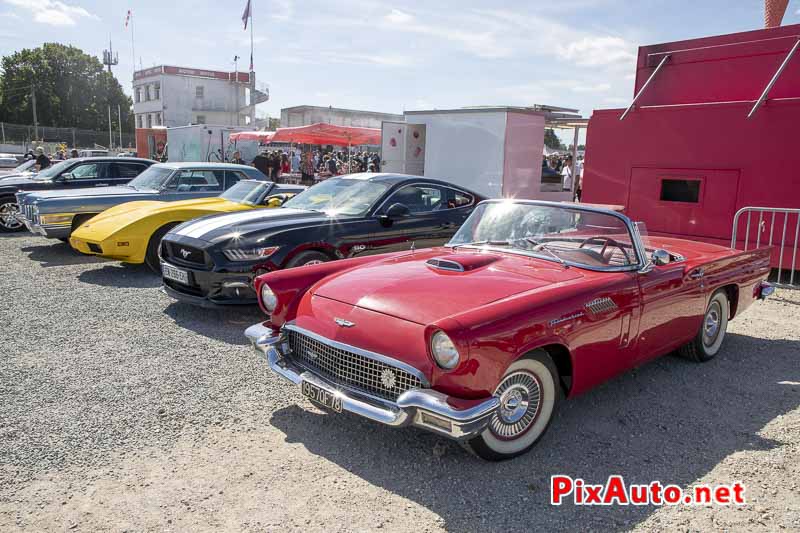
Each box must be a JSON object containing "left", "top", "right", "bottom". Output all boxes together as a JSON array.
[
  {"left": 718, "top": 283, "right": 739, "bottom": 319},
  {"left": 516, "top": 342, "right": 573, "bottom": 398},
  {"left": 279, "top": 243, "right": 338, "bottom": 268}
]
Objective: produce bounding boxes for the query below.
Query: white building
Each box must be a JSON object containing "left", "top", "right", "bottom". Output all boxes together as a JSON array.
[
  {"left": 132, "top": 65, "right": 269, "bottom": 129},
  {"left": 280, "top": 105, "right": 402, "bottom": 129}
]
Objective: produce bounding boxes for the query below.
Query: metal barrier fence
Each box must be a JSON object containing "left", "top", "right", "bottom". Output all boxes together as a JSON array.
[
  {"left": 0, "top": 122, "right": 135, "bottom": 150},
  {"left": 732, "top": 206, "right": 800, "bottom": 288}
]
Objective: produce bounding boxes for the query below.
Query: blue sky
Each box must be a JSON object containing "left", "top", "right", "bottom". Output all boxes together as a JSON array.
[{"left": 2, "top": 0, "right": 799, "bottom": 142}]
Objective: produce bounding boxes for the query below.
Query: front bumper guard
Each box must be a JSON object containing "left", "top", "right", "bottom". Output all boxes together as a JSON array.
[{"left": 245, "top": 322, "right": 499, "bottom": 441}]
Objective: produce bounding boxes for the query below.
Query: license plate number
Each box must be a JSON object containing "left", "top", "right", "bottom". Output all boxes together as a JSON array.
[
  {"left": 162, "top": 263, "right": 189, "bottom": 285},
  {"left": 301, "top": 381, "right": 343, "bottom": 413}
]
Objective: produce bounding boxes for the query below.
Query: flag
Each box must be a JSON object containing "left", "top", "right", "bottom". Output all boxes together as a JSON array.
[
  {"left": 242, "top": 0, "right": 251, "bottom": 30},
  {"left": 124, "top": 9, "right": 131, "bottom": 28}
]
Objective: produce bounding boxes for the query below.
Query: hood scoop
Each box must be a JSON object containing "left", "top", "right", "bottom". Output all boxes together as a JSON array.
[{"left": 425, "top": 253, "right": 501, "bottom": 272}]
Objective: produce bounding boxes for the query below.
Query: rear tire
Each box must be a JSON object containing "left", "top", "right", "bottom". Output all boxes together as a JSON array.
[
  {"left": 285, "top": 250, "right": 330, "bottom": 269},
  {"left": 0, "top": 196, "right": 24, "bottom": 232},
  {"left": 465, "top": 351, "right": 560, "bottom": 461},
  {"left": 678, "top": 290, "right": 729, "bottom": 362},
  {"left": 145, "top": 223, "right": 180, "bottom": 274}
]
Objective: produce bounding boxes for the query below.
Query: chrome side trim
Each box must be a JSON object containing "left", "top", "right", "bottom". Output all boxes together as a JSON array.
[{"left": 283, "top": 322, "right": 431, "bottom": 388}]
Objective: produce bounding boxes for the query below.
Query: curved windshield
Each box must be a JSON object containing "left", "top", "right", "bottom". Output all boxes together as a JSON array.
[
  {"left": 220, "top": 180, "right": 272, "bottom": 205},
  {"left": 126, "top": 166, "right": 174, "bottom": 190},
  {"left": 35, "top": 160, "right": 74, "bottom": 179},
  {"left": 283, "top": 178, "right": 390, "bottom": 216},
  {"left": 448, "top": 201, "right": 640, "bottom": 269}
]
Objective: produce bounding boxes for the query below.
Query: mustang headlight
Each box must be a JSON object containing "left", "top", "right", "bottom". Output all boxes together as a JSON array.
[
  {"left": 431, "top": 331, "right": 460, "bottom": 369},
  {"left": 38, "top": 213, "right": 75, "bottom": 226},
  {"left": 223, "top": 246, "right": 279, "bottom": 262},
  {"left": 260, "top": 283, "right": 278, "bottom": 313}
]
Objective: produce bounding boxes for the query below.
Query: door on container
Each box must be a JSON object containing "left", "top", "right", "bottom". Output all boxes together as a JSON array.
[{"left": 627, "top": 167, "right": 740, "bottom": 241}]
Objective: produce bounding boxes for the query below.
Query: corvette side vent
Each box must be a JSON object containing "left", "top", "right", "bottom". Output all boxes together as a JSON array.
[
  {"left": 584, "top": 297, "right": 618, "bottom": 317},
  {"left": 426, "top": 258, "right": 465, "bottom": 272}
]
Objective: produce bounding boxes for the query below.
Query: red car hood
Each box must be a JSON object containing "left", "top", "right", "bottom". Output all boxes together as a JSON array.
[{"left": 313, "top": 248, "right": 584, "bottom": 325}]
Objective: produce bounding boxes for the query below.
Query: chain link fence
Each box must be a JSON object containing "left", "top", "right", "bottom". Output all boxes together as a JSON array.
[{"left": 0, "top": 122, "right": 136, "bottom": 152}]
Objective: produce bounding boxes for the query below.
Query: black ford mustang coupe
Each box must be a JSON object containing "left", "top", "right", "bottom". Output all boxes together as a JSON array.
[{"left": 160, "top": 173, "right": 485, "bottom": 307}]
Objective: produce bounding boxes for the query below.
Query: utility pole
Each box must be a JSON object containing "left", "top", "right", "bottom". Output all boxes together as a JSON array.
[
  {"left": 118, "top": 104, "right": 123, "bottom": 147},
  {"left": 108, "top": 105, "right": 113, "bottom": 149},
  {"left": 31, "top": 84, "right": 38, "bottom": 142}
]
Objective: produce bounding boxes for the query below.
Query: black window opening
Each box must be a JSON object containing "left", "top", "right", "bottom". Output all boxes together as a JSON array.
[{"left": 660, "top": 179, "right": 701, "bottom": 203}]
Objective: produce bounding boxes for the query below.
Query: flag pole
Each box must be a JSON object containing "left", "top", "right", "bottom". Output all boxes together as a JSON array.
[
  {"left": 250, "top": 0, "right": 254, "bottom": 72},
  {"left": 130, "top": 11, "right": 136, "bottom": 72}
]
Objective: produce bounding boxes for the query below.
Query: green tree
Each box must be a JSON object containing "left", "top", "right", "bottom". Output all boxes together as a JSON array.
[
  {"left": 543, "top": 128, "right": 563, "bottom": 150},
  {"left": 0, "top": 43, "right": 133, "bottom": 135}
]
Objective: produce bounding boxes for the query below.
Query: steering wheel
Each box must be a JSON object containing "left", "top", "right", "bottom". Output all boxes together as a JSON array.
[{"left": 579, "top": 237, "right": 632, "bottom": 265}]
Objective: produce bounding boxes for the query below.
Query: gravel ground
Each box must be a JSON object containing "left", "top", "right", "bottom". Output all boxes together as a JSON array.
[{"left": 0, "top": 232, "right": 798, "bottom": 532}]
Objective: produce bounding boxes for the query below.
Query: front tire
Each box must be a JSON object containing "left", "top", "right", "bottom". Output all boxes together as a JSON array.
[
  {"left": 145, "top": 223, "right": 179, "bottom": 274},
  {"left": 285, "top": 250, "right": 330, "bottom": 269},
  {"left": 465, "top": 351, "right": 560, "bottom": 461},
  {"left": 678, "top": 290, "right": 729, "bottom": 362},
  {"left": 0, "top": 196, "right": 24, "bottom": 232}
]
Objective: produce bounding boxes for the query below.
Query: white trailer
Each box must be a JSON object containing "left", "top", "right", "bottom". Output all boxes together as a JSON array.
[
  {"left": 166, "top": 124, "right": 251, "bottom": 162},
  {"left": 382, "top": 107, "right": 583, "bottom": 201}
]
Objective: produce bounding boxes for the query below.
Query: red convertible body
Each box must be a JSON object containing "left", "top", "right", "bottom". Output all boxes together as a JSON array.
[{"left": 246, "top": 200, "right": 773, "bottom": 460}]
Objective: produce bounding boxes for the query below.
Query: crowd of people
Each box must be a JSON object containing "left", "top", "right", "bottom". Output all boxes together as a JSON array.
[
  {"left": 545, "top": 153, "right": 584, "bottom": 201},
  {"left": 245, "top": 148, "right": 381, "bottom": 185},
  {"left": 22, "top": 146, "right": 82, "bottom": 171}
]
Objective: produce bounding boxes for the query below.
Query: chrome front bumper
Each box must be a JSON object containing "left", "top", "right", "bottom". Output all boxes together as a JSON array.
[{"left": 245, "top": 322, "right": 499, "bottom": 441}]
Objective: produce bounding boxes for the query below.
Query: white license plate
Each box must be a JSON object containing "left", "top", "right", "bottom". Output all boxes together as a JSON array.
[{"left": 162, "top": 263, "right": 189, "bottom": 285}]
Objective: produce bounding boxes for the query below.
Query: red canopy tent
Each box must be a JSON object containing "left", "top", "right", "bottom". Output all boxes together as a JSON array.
[
  {"left": 229, "top": 123, "right": 381, "bottom": 146},
  {"left": 228, "top": 131, "right": 276, "bottom": 142},
  {"left": 271, "top": 123, "right": 381, "bottom": 146}
]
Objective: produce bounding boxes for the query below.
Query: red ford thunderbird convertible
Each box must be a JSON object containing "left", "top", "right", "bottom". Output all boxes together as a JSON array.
[{"left": 245, "top": 200, "right": 773, "bottom": 460}]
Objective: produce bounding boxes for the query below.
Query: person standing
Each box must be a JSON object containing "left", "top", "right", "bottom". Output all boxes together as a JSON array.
[
  {"left": 561, "top": 155, "right": 573, "bottom": 194},
  {"left": 34, "top": 147, "right": 50, "bottom": 171},
  {"left": 290, "top": 151, "right": 300, "bottom": 173},
  {"left": 231, "top": 151, "right": 245, "bottom": 165},
  {"left": 300, "top": 151, "right": 315, "bottom": 186},
  {"left": 252, "top": 150, "right": 270, "bottom": 176}
]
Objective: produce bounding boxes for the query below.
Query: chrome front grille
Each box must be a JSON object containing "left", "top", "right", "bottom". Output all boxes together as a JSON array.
[
  {"left": 285, "top": 328, "right": 424, "bottom": 401},
  {"left": 22, "top": 203, "right": 36, "bottom": 224}
]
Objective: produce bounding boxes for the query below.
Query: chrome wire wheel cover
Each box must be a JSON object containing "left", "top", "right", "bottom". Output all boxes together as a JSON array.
[
  {"left": 303, "top": 259, "right": 325, "bottom": 266},
  {"left": 489, "top": 371, "right": 542, "bottom": 440},
  {"left": 703, "top": 300, "right": 722, "bottom": 347},
  {"left": 0, "top": 202, "right": 22, "bottom": 229}
]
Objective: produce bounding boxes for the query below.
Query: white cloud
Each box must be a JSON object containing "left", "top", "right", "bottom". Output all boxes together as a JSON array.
[
  {"left": 557, "top": 36, "right": 636, "bottom": 68},
  {"left": 385, "top": 8, "right": 413, "bottom": 25},
  {"left": 4, "top": 0, "right": 97, "bottom": 26},
  {"left": 572, "top": 83, "right": 612, "bottom": 93},
  {"left": 603, "top": 96, "right": 629, "bottom": 105}
]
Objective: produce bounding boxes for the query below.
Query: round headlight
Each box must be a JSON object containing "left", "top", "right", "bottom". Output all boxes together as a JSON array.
[
  {"left": 260, "top": 283, "right": 278, "bottom": 313},
  {"left": 431, "top": 331, "right": 460, "bottom": 369}
]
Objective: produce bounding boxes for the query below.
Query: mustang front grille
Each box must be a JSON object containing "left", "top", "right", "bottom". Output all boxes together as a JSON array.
[
  {"left": 164, "top": 242, "right": 206, "bottom": 266},
  {"left": 285, "top": 329, "right": 424, "bottom": 401}
]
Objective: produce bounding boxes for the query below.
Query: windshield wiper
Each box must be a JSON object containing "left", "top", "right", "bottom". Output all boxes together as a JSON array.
[{"left": 534, "top": 243, "right": 568, "bottom": 267}]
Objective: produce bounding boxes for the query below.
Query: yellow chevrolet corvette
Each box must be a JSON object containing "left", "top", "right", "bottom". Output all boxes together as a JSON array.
[{"left": 70, "top": 180, "right": 302, "bottom": 272}]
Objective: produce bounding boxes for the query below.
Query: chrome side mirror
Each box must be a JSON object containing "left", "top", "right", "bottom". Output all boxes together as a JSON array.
[{"left": 651, "top": 249, "right": 670, "bottom": 266}]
